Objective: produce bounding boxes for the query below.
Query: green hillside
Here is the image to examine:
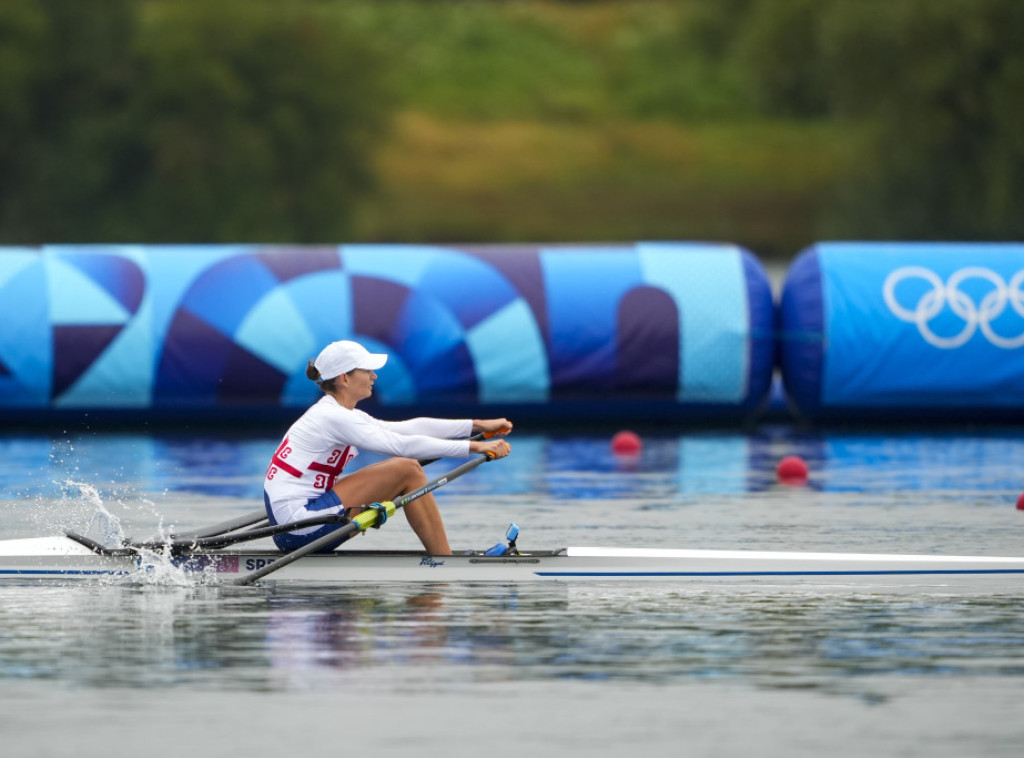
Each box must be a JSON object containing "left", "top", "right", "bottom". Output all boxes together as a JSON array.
[{"left": 1, "top": 0, "right": 1020, "bottom": 258}]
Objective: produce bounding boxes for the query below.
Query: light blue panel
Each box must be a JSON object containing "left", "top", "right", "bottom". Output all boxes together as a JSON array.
[
  {"left": 399, "top": 289, "right": 466, "bottom": 353},
  {"left": 393, "top": 291, "right": 467, "bottom": 372},
  {"left": 235, "top": 289, "right": 313, "bottom": 374},
  {"left": 0, "top": 255, "right": 50, "bottom": 405},
  {"left": 356, "top": 335, "right": 416, "bottom": 405},
  {"left": 59, "top": 246, "right": 152, "bottom": 406},
  {"left": 180, "top": 256, "right": 280, "bottom": 339},
  {"left": 277, "top": 270, "right": 355, "bottom": 348},
  {"left": 55, "top": 318, "right": 153, "bottom": 407},
  {"left": 540, "top": 246, "right": 642, "bottom": 366},
  {"left": 466, "top": 298, "right": 550, "bottom": 403},
  {"left": 341, "top": 245, "right": 449, "bottom": 288},
  {"left": 281, "top": 373, "right": 324, "bottom": 407},
  {"left": 637, "top": 243, "right": 747, "bottom": 403},
  {"left": 284, "top": 270, "right": 356, "bottom": 346},
  {"left": 141, "top": 245, "right": 253, "bottom": 346},
  {"left": 45, "top": 257, "right": 131, "bottom": 324},
  {"left": 45, "top": 246, "right": 153, "bottom": 406},
  {"left": 249, "top": 272, "right": 356, "bottom": 405},
  {"left": 283, "top": 328, "right": 418, "bottom": 408},
  {"left": 820, "top": 242, "right": 1024, "bottom": 406},
  {"left": 414, "top": 252, "right": 520, "bottom": 329},
  {"left": 0, "top": 248, "right": 39, "bottom": 287}
]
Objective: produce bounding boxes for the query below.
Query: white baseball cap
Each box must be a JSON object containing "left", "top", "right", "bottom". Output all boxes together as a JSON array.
[{"left": 313, "top": 340, "right": 388, "bottom": 380}]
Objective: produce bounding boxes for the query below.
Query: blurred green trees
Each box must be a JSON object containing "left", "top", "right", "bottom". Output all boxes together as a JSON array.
[
  {"left": 1, "top": 0, "right": 1022, "bottom": 254},
  {"left": 735, "top": 0, "right": 1024, "bottom": 240},
  {"left": 0, "top": 0, "right": 391, "bottom": 242}
]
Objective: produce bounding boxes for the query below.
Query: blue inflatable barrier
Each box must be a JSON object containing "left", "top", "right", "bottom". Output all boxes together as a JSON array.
[
  {"left": 0, "top": 243, "right": 774, "bottom": 425},
  {"left": 780, "top": 242, "right": 1024, "bottom": 422}
]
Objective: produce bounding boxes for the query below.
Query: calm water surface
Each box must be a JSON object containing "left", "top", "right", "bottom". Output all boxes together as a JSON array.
[{"left": 1, "top": 427, "right": 1024, "bottom": 757}]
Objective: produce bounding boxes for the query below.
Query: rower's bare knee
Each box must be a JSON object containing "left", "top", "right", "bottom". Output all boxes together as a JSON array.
[{"left": 392, "top": 457, "right": 427, "bottom": 486}]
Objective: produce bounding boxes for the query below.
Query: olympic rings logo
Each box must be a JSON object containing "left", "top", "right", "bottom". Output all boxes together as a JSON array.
[{"left": 882, "top": 266, "right": 1024, "bottom": 349}]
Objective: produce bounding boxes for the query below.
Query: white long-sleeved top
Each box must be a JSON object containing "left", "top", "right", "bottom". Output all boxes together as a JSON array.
[{"left": 264, "top": 395, "right": 472, "bottom": 525}]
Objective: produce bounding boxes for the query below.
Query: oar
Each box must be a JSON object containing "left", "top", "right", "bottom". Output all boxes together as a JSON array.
[
  {"left": 170, "top": 511, "right": 270, "bottom": 541},
  {"left": 166, "top": 433, "right": 489, "bottom": 543},
  {"left": 134, "top": 513, "right": 350, "bottom": 554},
  {"left": 229, "top": 452, "right": 497, "bottom": 586}
]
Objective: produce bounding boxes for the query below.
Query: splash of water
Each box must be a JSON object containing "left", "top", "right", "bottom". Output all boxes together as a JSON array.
[
  {"left": 122, "top": 548, "right": 222, "bottom": 587},
  {"left": 76, "top": 485, "right": 124, "bottom": 549},
  {"left": 61, "top": 480, "right": 219, "bottom": 588}
]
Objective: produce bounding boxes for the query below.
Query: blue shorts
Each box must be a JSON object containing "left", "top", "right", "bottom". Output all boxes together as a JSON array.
[{"left": 264, "top": 490, "right": 349, "bottom": 553}]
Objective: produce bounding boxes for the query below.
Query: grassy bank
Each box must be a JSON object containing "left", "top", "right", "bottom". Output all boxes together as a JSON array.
[{"left": 356, "top": 110, "right": 844, "bottom": 258}]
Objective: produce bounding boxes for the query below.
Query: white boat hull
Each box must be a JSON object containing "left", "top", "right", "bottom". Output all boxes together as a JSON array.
[{"left": 1, "top": 537, "right": 1024, "bottom": 589}]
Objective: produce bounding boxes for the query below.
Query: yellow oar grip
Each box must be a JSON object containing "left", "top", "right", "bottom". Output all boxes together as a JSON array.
[{"left": 353, "top": 501, "right": 396, "bottom": 531}]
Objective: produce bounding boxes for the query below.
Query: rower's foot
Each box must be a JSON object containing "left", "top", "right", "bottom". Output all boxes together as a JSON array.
[{"left": 456, "top": 546, "right": 509, "bottom": 556}]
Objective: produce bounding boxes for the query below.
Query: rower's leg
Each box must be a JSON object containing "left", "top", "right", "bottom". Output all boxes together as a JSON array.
[
  {"left": 402, "top": 491, "right": 451, "bottom": 556},
  {"left": 332, "top": 458, "right": 452, "bottom": 555}
]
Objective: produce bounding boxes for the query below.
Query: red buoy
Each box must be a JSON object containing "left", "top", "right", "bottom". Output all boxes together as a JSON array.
[
  {"left": 776, "top": 455, "right": 809, "bottom": 484},
  {"left": 611, "top": 430, "right": 642, "bottom": 457},
  {"left": 1016, "top": 493, "right": 1024, "bottom": 511}
]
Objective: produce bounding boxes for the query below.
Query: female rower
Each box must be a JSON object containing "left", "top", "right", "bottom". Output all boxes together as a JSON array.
[{"left": 263, "top": 339, "right": 512, "bottom": 555}]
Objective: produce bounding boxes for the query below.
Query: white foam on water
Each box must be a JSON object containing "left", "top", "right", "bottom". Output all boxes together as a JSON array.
[
  {"left": 120, "top": 548, "right": 213, "bottom": 588},
  {"left": 51, "top": 480, "right": 220, "bottom": 588}
]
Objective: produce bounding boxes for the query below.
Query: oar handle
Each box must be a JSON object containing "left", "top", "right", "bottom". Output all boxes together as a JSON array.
[{"left": 229, "top": 453, "right": 497, "bottom": 586}]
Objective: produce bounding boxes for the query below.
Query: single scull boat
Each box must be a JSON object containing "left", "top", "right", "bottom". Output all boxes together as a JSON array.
[{"left": 1, "top": 533, "right": 1023, "bottom": 589}]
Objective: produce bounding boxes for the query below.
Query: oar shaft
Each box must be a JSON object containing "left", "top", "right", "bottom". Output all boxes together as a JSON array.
[
  {"left": 394, "top": 453, "right": 492, "bottom": 506},
  {"left": 229, "top": 453, "right": 495, "bottom": 586},
  {"left": 151, "top": 514, "right": 350, "bottom": 553},
  {"left": 170, "top": 511, "right": 269, "bottom": 540}
]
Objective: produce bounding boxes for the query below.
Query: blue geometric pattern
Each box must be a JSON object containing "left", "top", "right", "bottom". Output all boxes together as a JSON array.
[{"left": 0, "top": 243, "right": 773, "bottom": 420}]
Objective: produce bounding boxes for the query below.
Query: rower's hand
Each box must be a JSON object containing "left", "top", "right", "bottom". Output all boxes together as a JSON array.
[
  {"left": 473, "top": 418, "right": 513, "bottom": 437},
  {"left": 472, "top": 438, "right": 511, "bottom": 459}
]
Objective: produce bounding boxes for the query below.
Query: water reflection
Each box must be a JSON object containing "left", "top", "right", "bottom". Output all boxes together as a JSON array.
[{"left": 6, "top": 582, "right": 1022, "bottom": 698}]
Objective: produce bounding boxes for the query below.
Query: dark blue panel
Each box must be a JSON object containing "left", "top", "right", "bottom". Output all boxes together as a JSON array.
[
  {"left": 615, "top": 285, "right": 679, "bottom": 396},
  {"left": 179, "top": 255, "right": 279, "bottom": 337},
  {"left": 778, "top": 247, "right": 824, "bottom": 418},
  {"left": 351, "top": 276, "right": 410, "bottom": 346},
  {"left": 154, "top": 309, "right": 234, "bottom": 406},
  {"left": 459, "top": 247, "right": 547, "bottom": 341},
  {"left": 255, "top": 246, "right": 341, "bottom": 283},
  {"left": 393, "top": 291, "right": 477, "bottom": 400},
  {"left": 58, "top": 253, "right": 145, "bottom": 315},
  {"left": 219, "top": 343, "right": 288, "bottom": 405},
  {"left": 415, "top": 255, "right": 519, "bottom": 331},
  {"left": 52, "top": 325, "right": 123, "bottom": 398},
  {"left": 742, "top": 248, "right": 776, "bottom": 413}
]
